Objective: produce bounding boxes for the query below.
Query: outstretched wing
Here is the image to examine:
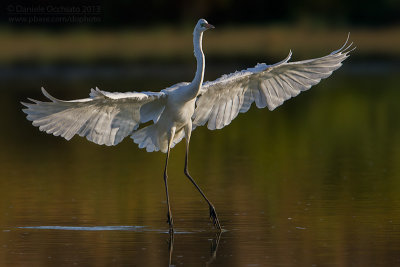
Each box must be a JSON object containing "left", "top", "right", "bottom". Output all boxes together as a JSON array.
[
  {"left": 22, "top": 87, "right": 167, "bottom": 146},
  {"left": 193, "top": 35, "right": 354, "bottom": 130}
]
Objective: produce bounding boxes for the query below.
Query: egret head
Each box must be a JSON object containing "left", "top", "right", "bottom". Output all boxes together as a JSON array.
[{"left": 196, "top": 19, "right": 214, "bottom": 32}]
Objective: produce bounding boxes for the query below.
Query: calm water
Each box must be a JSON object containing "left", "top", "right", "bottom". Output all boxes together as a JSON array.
[{"left": 1, "top": 63, "right": 400, "bottom": 266}]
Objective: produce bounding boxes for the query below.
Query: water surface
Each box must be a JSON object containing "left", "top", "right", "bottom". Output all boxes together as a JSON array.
[{"left": 1, "top": 64, "right": 400, "bottom": 266}]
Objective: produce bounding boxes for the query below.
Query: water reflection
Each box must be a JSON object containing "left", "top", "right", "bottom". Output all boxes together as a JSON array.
[
  {"left": 18, "top": 225, "right": 147, "bottom": 231},
  {"left": 1, "top": 66, "right": 400, "bottom": 266},
  {"left": 167, "top": 230, "right": 222, "bottom": 266},
  {"left": 206, "top": 232, "right": 221, "bottom": 266},
  {"left": 10, "top": 225, "right": 223, "bottom": 266},
  {"left": 168, "top": 232, "right": 174, "bottom": 266}
]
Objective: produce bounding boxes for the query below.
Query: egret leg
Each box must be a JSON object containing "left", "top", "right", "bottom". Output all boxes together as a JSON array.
[
  {"left": 164, "top": 128, "right": 175, "bottom": 233},
  {"left": 184, "top": 133, "right": 221, "bottom": 230}
]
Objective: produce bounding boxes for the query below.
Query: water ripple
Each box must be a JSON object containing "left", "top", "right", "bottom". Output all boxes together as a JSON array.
[{"left": 15, "top": 226, "right": 218, "bottom": 234}]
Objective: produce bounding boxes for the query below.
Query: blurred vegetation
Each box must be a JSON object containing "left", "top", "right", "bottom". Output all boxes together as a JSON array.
[
  {"left": 0, "top": 25, "right": 399, "bottom": 65},
  {"left": 0, "top": 0, "right": 399, "bottom": 65}
]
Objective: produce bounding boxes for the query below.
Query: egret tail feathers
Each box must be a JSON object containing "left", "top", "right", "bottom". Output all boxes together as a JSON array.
[
  {"left": 131, "top": 125, "right": 186, "bottom": 153},
  {"left": 131, "top": 125, "right": 161, "bottom": 152}
]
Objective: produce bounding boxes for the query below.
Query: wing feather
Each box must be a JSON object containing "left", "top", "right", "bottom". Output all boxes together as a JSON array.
[
  {"left": 216, "top": 101, "right": 227, "bottom": 129},
  {"left": 207, "top": 105, "right": 218, "bottom": 130},
  {"left": 223, "top": 98, "right": 233, "bottom": 126},
  {"left": 193, "top": 35, "right": 354, "bottom": 130},
  {"left": 22, "top": 87, "right": 166, "bottom": 146}
]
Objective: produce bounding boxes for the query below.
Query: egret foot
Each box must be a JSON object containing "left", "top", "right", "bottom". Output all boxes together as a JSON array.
[{"left": 209, "top": 205, "right": 221, "bottom": 230}]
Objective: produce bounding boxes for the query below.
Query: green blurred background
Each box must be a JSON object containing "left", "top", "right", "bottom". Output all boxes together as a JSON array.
[
  {"left": 1, "top": 0, "right": 400, "bottom": 266},
  {"left": 0, "top": 0, "right": 399, "bottom": 64}
]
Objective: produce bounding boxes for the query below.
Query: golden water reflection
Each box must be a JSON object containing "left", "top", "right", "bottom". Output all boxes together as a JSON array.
[{"left": 1, "top": 71, "right": 400, "bottom": 266}]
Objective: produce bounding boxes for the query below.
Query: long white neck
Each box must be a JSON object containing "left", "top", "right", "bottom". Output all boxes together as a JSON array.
[
  {"left": 180, "top": 29, "right": 204, "bottom": 100},
  {"left": 192, "top": 30, "right": 205, "bottom": 88}
]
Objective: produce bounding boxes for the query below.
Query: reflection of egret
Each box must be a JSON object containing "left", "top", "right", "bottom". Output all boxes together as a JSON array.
[
  {"left": 22, "top": 19, "right": 353, "bottom": 232},
  {"left": 167, "top": 231, "right": 221, "bottom": 266}
]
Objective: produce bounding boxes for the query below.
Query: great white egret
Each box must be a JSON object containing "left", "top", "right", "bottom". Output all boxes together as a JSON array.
[{"left": 22, "top": 19, "right": 353, "bottom": 232}]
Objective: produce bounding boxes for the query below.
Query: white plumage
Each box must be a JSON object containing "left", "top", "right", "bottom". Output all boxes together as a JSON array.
[
  {"left": 194, "top": 39, "right": 352, "bottom": 130},
  {"left": 22, "top": 19, "right": 353, "bottom": 231},
  {"left": 23, "top": 86, "right": 167, "bottom": 146}
]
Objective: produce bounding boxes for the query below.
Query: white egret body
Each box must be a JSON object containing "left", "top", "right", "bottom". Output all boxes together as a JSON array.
[{"left": 22, "top": 19, "right": 353, "bottom": 232}]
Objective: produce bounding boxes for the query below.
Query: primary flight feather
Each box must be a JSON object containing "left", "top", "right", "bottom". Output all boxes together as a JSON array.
[{"left": 22, "top": 19, "right": 353, "bottom": 232}]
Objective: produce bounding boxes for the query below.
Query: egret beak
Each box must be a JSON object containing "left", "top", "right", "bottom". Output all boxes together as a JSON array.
[{"left": 205, "top": 23, "right": 215, "bottom": 29}]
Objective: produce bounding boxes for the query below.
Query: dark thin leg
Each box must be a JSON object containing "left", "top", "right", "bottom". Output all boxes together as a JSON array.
[
  {"left": 184, "top": 143, "right": 222, "bottom": 230},
  {"left": 164, "top": 145, "right": 174, "bottom": 233}
]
